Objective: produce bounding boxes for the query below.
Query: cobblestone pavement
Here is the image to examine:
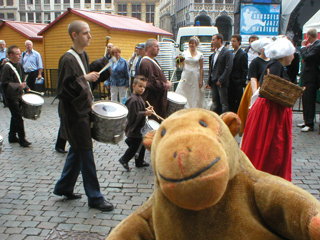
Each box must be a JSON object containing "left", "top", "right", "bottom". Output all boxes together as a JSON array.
[{"left": 0, "top": 97, "right": 320, "bottom": 240}]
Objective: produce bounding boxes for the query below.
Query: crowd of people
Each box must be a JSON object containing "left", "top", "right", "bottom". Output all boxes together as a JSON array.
[{"left": 1, "top": 19, "right": 319, "bottom": 210}]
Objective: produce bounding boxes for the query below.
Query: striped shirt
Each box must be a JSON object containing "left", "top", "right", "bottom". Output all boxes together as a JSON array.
[{"left": 21, "top": 49, "right": 43, "bottom": 73}]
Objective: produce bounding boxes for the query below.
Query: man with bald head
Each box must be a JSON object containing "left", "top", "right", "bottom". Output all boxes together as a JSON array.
[
  {"left": 53, "top": 20, "right": 114, "bottom": 211},
  {"left": 138, "top": 39, "right": 172, "bottom": 121},
  {"left": 21, "top": 40, "right": 43, "bottom": 91}
]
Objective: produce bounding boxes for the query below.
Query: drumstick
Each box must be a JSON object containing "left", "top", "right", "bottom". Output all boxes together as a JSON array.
[
  {"left": 99, "top": 61, "right": 112, "bottom": 74},
  {"left": 172, "top": 79, "right": 186, "bottom": 84},
  {"left": 146, "top": 101, "right": 164, "bottom": 121},
  {"left": 29, "top": 90, "right": 45, "bottom": 96},
  {"left": 170, "top": 67, "right": 177, "bottom": 82}
]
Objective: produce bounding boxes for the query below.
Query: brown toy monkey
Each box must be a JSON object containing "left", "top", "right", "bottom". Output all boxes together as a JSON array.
[{"left": 107, "top": 109, "right": 320, "bottom": 240}]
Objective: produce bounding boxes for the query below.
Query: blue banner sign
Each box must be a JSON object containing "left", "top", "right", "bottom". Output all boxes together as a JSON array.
[{"left": 240, "top": 4, "right": 280, "bottom": 41}]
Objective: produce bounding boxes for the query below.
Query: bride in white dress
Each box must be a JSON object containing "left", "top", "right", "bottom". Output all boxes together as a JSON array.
[{"left": 175, "top": 36, "right": 205, "bottom": 108}]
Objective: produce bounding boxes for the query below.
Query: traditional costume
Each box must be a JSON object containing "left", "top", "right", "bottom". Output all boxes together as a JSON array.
[
  {"left": 1, "top": 61, "right": 29, "bottom": 144},
  {"left": 54, "top": 48, "right": 106, "bottom": 206},
  {"left": 237, "top": 38, "right": 272, "bottom": 135},
  {"left": 138, "top": 56, "right": 168, "bottom": 121},
  {"left": 241, "top": 38, "right": 296, "bottom": 181}
]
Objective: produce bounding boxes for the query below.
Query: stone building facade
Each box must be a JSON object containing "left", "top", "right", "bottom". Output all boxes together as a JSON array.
[
  {"left": 0, "top": 0, "right": 159, "bottom": 27},
  {"left": 159, "top": 0, "right": 234, "bottom": 41}
]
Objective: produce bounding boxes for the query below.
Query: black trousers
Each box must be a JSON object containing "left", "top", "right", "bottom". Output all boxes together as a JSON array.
[
  {"left": 228, "top": 83, "right": 244, "bottom": 113},
  {"left": 302, "top": 81, "right": 318, "bottom": 127},
  {"left": 8, "top": 101, "right": 26, "bottom": 141},
  {"left": 211, "top": 84, "right": 229, "bottom": 114},
  {"left": 55, "top": 126, "right": 67, "bottom": 150},
  {"left": 121, "top": 137, "right": 145, "bottom": 166},
  {"left": 26, "top": 70, "right": 38, "bottom": 91}
]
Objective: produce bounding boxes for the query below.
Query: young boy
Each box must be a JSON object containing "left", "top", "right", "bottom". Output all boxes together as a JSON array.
[{"left": 119, "top": 75, "right": 153, "bottom": 171}]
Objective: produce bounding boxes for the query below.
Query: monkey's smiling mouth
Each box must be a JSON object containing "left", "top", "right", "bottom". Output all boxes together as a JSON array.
[{"left": 159, "top": 157, "right": 221, "bottom": 183}]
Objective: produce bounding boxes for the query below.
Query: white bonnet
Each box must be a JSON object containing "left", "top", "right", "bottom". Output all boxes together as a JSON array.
[
  {"left": 250, "top": 38, "right": 273, "bottom": 53},
  {"left": 264, "top": 38, "right": 295, "bottom": 59}
]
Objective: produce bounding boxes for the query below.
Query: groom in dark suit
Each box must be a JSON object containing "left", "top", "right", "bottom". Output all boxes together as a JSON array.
[
  {"left": 228, "top": 34, "right": 248, "bottom": 113},
  {"left": 206, "top": 34, "right": 233, "bottom": 114},
  {"left": 298, "top": 28, "right": 320, "bottom": 132}
]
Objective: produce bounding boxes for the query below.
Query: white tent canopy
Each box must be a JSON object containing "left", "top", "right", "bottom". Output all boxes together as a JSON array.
[
  {"left": 280, "top": 0, "right": 301, "bottom": 34},
  {"left": 303, "top": 9, "right": 320, "bottom": 33}
]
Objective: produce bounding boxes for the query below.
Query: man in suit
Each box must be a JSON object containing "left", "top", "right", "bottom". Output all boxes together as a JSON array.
[
  {"left": 206, "top": 34, "right": 233, "bottom": 114},
  {"left": 297, "top": 28, "right": 320, "bottom": 132},
  {"left": 228, "top": 34, "right": 248, "bottom": 113}
]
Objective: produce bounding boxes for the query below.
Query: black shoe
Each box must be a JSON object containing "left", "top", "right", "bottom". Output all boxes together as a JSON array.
[
  {"left": 19, "top": 140, "right": 31, "bottom": 147},
  {"left": 55, "top": 148, "right": 68, "bottom": 153},
  {"left": 136, "top": 161, "right": 150, "bottom": 168},
  {"left": 8, "top": 136, "right": 19, "bottom": 143},
  {"left": 119, "top": 158, "right": 130, "bottom": 171},
  {"left": 89, "top": 200, "right": 114, "bottom": 211},
  {"left": 53, "top": 191, "right": 82, "bottom": 200}
]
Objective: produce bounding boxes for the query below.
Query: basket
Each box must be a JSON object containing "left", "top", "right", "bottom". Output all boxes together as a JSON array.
[{"left": 259, "top": 74, "right": 305, "bottom": 108}]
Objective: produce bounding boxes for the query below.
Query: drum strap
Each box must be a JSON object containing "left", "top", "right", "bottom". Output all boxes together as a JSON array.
[
  {"left": 6, "top": 62, "right": 22, "bottom": 83},
  {"left": 67, "top": 49, "right": 94, "bottom": 100},
  {"left": 142, "top": 56, "right": 161, "bottom": 70}
]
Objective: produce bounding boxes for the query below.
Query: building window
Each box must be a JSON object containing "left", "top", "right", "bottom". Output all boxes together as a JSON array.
[
  {"left": 225, "top": 0, "right": 233, "bottom": 3},
  {"left": 27, "top": 0, "right": 33, "bottom": 4},
  {"left": 64, "top": 0, "right": 70, "bottom": 3},
  {"left": 118, "top": 4, "right": 127, "bottom": 16},
  {"left": 74, "top": 0, "right": 80, "bottom": 3},
  {"left": 7, "top": 12, "right": 14, "bottom": 20},
  {"left": 105, "top": 0, "right": 111, "bottom": 3},
  {"left": 55, "top": 12, "right": 61, "bottom": 19},
  {"left": 36, "top": 12, "right": 41, "bottom": 23},
  {"left": 28, "top": 12, "right": 34, "bottom": 22},
  {"left": 205, "top": 0, "right": 212, "bottom": 3},
  {"left": 95, "top": 0, "right": 101, "bottom": 3},
  {"left": 0, "top": 0, "right": 3, "bottom": 6},
  {"left": 44, "top": 12, "right": 50, "bottom": 23},
  {"left": 194, "top": 0, "right": 202, "bottom": 3},
  {"left": 146, "top": 4, "right": 154, "bottom": 23},
  {"left": 215, "top": 0, "right": 223, "bottom": 3},
  {"left": 0, "top": 13, "right": 4, "bottom": 18},
  {"left": 44, "top": 0, "right": 50, "bottom": 3},
  {"left": 85, "top": 0, "right": 90, "bottom": 3},
  {"left": 20, "top": 12, "right": 26, "bottom": 21},
  {"left": 132, "top": 4, "right": 141, "bottom": 20},
  {"left": 7, "top": 0, "right": 14, "bottom": 5}
]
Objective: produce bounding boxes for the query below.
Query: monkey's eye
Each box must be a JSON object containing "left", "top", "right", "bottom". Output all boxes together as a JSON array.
[
  {"left": 199, "top": 120, "right": 207, "bottom": 127},
  {"left": 161, "top": 129, "right": 166, "bottom": 137}
]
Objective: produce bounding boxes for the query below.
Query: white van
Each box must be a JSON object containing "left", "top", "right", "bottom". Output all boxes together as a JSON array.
[{"left": 176, "top": 26, "right": 219, "bottom": 52}]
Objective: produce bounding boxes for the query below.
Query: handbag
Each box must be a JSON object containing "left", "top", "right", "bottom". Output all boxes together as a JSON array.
[
  {"left": 35, "top": 77, "right": 44, "bottom": 84},
  {"left": 259, "top": 71, "right": 305, "bottom": 108}
]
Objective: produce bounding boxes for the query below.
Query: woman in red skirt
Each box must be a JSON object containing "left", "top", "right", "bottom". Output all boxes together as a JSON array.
[{"left": 241, "top": 37, "right": 296, "bottom": 181}]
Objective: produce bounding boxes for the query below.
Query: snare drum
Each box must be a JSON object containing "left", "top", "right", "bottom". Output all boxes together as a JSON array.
[
  {"left": 141, "top": 119, "right": 161, "bottom": 136},
  {"left": 167, "top": 91, "right": 187, "bottom": 117},
  {"left": 22, "top": 93, "right": 44, "bottom": 120},
  {"left": 91, "top": 100, "right": 128, "bottom": 144}
]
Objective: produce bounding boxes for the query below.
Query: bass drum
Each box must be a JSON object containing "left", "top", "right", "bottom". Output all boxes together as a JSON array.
[
  {"left": 22, "top": 93, "right": 44, "bottom": 120},
  {"left": 91, "top": 100, "right": 128, "bottom": 144}
]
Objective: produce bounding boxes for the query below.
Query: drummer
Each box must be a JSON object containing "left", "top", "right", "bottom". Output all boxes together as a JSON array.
[
  {"left": 119, "top": 75, "right": 153, "bottom": 171},
  {"left": 0, "top": 45, "right": 31, "bottom": 147},
  {"left": 138, "top": 39, "right": 172, "bottom": 122},
  {"left": 53, "top": 20, "right": 114, "bottom": 211}
]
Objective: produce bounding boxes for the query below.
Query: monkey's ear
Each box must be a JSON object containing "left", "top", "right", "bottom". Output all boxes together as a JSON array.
[
  {"left": 143, "top": 130, "right": 157, "bottom": 151},
  {"left": 220, "top": 112, "right": 241, "bottom": 137}
]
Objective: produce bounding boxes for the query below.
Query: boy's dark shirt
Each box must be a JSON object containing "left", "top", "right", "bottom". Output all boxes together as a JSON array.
[{"left": 125, "top": 93, "right": 146, "bottom": 138}]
